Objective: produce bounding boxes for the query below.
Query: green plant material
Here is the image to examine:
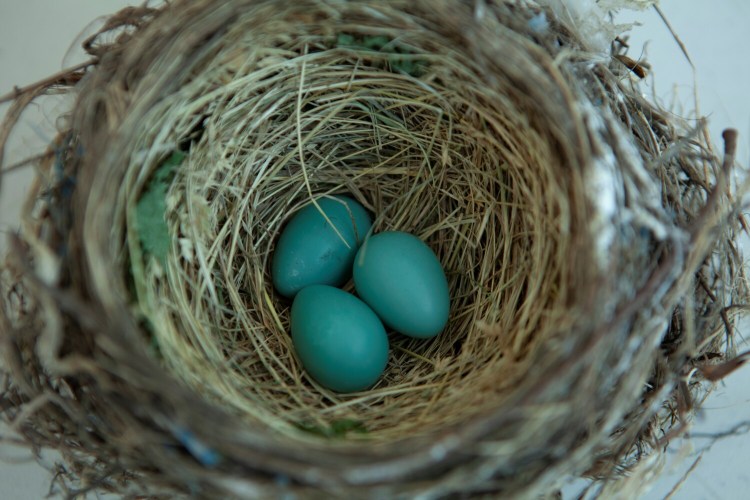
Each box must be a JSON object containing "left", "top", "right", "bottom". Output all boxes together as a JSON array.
[
  {"left": 335, "top": 33, "right": 426, "bottom": 77},
  {"left": 335, "top": 33, "right": 356, "bottom": 47},
  {"left": 136, "top": 151, "right": 185, "bottom": 268},
  {"left": 294, "top": 419, "right": 368, "bottom": 438},
  {"left": 361, "top": 35, "right": 391, "bottom": 51},
  {"left": 330, "top": 419, "right": 368, "bottom": 436}
]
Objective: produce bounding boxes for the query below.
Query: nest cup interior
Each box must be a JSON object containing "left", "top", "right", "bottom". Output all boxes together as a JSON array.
[{"left": 121, "top": 5, "right": 588, "bottom": 443}]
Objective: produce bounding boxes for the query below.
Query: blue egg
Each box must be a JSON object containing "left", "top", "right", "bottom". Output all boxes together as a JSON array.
[
  {"left": 353, "top": 231, "right": 449, "bottom": 339},
  {"left": 291, "top": 285, "right": 389, "bottom": 393},
  {"left": 272, "top": 196, "right": 372, "bottom": 297}
]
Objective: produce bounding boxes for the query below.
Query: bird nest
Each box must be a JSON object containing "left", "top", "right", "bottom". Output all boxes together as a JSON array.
[{"left": 0, "top": 0, "right": 746, "bottom": 498}]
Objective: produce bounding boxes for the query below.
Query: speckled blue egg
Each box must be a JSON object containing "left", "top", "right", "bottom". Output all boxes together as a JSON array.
[
  {"left": 272, "top": 196, "right": 372, "bottom": 297},
  {"left": 353, "top": 231, "right": 449, "bottom": 339},
  {"left": 291, "top": 285, "right": 389, "bottom": 393}
]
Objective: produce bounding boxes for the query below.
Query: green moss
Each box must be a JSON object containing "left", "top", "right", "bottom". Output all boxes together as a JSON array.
[
  {"left": 335, "top": 33, "right": 427, "bottom": 77},
  {"left": 295, "top": 419, "right": 368, "bottom": 438},
  {"left": 135, "top": 151, "right": 185, "bottom": 268}
]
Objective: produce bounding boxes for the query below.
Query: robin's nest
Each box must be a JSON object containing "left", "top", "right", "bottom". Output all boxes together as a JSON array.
[{"left": 0, "top": 0, "right": 747, "bottom": 498}]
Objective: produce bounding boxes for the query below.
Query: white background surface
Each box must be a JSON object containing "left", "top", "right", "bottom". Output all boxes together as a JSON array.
[{"left": 1, "top": 1, "right": 749, "bottom": 499}]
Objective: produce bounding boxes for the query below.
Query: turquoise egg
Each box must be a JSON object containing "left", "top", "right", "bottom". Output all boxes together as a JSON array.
[
  {"left": 353, "top": 231, "right": 449, "bottom": 339},
  {"left": 291, "top": 285, "right": 389, "bottom": 393},
  {"left": 272, "top": 196, "right": 372, "bottom": 297}
]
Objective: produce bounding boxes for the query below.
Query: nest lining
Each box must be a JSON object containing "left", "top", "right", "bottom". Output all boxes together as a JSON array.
[
  {"left": 124, "top": 13, "right": 583, "bottom": 442},
  {"left": 0, "top": 0, "right": 747, "bottom": 498}
]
